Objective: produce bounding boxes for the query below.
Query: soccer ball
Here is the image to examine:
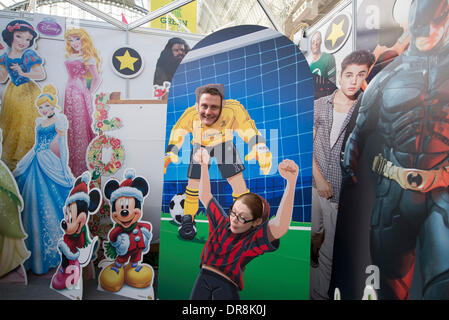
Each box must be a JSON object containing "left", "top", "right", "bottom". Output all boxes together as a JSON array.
[{"left": 169, "top": 193, "right": 185, "bottom": 224}]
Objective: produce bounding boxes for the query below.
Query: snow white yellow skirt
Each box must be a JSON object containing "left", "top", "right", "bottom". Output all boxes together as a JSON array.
[{"left": 0, "top": 81, "right": 40, "bottom": 171}]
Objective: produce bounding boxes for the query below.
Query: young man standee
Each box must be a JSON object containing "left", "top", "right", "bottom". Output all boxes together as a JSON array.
[{"left": 310, "top": 50, "right": 375, "bottom": 300}]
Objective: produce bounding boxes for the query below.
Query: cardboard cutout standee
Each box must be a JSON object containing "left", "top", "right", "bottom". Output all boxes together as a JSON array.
[
  {"left": 98, "top": 168, "right": 154, "bottom": 300},
  {"left": 159, "top": 25, "right": 314, "bottom": 300},
  {"left": 64, "top": 28, "right": 102, "bottom": 178},
  {"left": 0, "top": 20, "right": 46, "bottom": 171},
  {"left": 309, "top": 49, "right": 376, "bottom": 300},
  {"left": 0, "top": 128, "right": 30, "bottom": 285},
  {"left": 333, "top": 0, "right": 449, "bottom": 300},
  {"left": 164, "top": 83, "right": 274, "bottom": 241},
  {"left": 153, "top": 37, "right": 190, "bottom": 99},
  {"left": 50, "top": 171, "right": 101, "bottom": 300},
  {"left": 14, "top": 84, "right": 74, "bottom": 275}
]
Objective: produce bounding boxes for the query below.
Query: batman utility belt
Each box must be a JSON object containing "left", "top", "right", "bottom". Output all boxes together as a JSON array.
[{"left": 372, "top": 153, "right": 449, "bottom": 192}]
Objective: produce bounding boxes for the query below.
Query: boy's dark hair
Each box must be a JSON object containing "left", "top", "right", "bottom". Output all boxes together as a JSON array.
[{"left": 341, "top": 50, "right": 375, "bottom": 73}]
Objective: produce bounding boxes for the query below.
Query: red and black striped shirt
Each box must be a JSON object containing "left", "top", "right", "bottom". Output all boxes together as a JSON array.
[{"left": 200, "top": 197, "right": 280, "bottom": 290}]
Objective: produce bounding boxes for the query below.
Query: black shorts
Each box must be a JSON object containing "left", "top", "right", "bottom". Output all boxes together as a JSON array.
[
  {"left": 187, "top": 141, "right": 245, "bottom": 179},
  {"left": 190, "top": 268, "right": 240, "bottom": 300}
]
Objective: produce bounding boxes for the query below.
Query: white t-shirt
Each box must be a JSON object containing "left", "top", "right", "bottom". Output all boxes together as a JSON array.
[{"left": 330, "top": 110, "right": 347, "bottom": 148}]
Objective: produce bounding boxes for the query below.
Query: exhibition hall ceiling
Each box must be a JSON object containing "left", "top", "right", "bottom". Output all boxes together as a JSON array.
[
  {"left": 0, "top": 0, "right": 342, "bottom": 37},
  {"left": 197, "top": 0, "right": 342, "bottom": 37},
  {"left": 0, "top": 0, "right": 147, "bottom": 11}
]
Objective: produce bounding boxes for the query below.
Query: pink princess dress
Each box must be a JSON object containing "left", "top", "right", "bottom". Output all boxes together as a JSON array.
[{"left": 64, "top": 55, "right": 97, "bottom": 177}]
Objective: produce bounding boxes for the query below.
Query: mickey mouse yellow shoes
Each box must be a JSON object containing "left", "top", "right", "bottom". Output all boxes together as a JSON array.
[
  {"left": 100, "top": 261, "right": 125, "bottom": 292},
  {"left": 125, "top": 263, "right": 153, "bottom": 288},
  {"left": 100, "top": 261, "right": 153, "bottom": 292}
]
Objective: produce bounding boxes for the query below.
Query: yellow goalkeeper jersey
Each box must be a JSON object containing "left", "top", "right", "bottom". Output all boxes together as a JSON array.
[{"left": 167, "top": 99, "right": 262, "bottom": 149}]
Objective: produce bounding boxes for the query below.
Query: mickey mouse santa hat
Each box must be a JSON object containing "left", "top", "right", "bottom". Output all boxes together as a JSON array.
[
  {"left": 109, "top": 168, "right": 144, "bottom": 204},
  {"left": 65, "top": 171, "right": 91, "bottom": 207}
]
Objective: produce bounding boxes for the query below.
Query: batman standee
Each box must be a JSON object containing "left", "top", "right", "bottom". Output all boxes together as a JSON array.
[{"left": 343, "top": 0, "right": 449, "bottom": 299}]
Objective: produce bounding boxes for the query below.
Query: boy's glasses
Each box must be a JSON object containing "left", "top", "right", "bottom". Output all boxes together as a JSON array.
[{"left": 229, "top": 210, "right": 255, "bottom": 224}]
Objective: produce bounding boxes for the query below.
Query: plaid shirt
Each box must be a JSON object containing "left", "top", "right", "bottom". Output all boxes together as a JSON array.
[{"left": 313, "top": 91, "right": 361, "bottom": 203}]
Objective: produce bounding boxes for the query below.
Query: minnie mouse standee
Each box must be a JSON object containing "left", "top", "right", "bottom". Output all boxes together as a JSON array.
[
  {"left": 98, "top": 168, "right": 154, "bottom": 300},
  {"left": 50, "top": 171, "right": 101, "bottom": 300}
]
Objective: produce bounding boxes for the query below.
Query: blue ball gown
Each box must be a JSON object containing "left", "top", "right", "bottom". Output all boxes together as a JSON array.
[{"left": 13, "top": 112, "right": 74, "bottom": 274}]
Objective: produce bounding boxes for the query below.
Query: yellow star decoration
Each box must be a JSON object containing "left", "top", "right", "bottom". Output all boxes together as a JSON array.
[
  {"left": 327, "top": 19, "right": 345, "bottom": 48},
  {"left": 115, "top": 50, "right": 139, "bottom": 71}
]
